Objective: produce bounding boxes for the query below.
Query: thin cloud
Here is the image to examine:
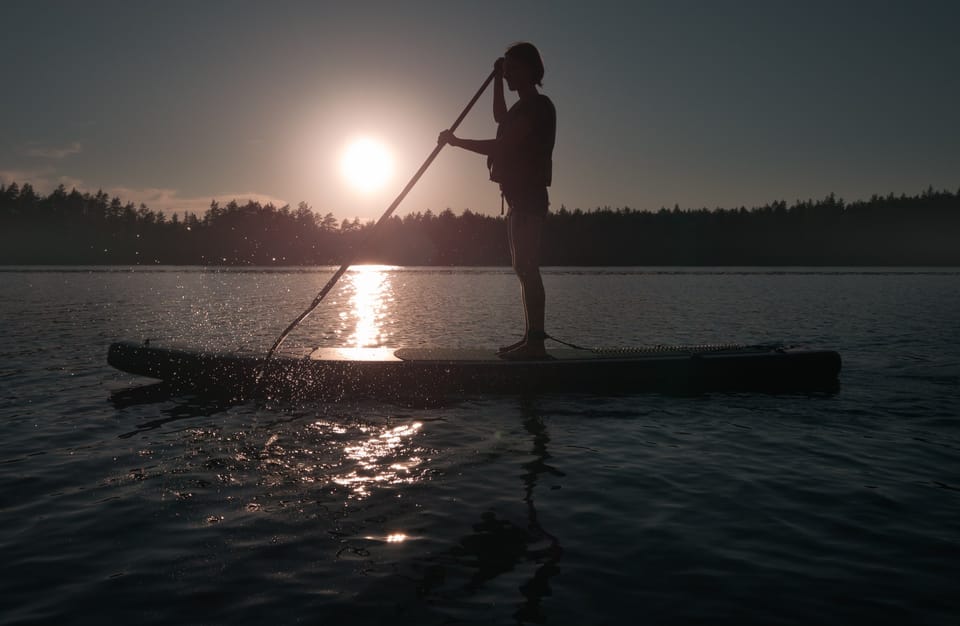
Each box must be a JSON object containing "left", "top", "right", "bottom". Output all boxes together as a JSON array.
[
  {"left": 0, "top": 167, "right": 56, "bottom": 188},
  {"left": 57, "top": 175, "right": 85, "bottom": 190},
  {"left": 1, "top": 169, "right": 95, "bottom": 193},
  {"left": 0, "top": 173, "right": 289, "bottom": 217},
  {"left": 24, "top": 142, "right": 83, "bottom": 159},
  {"left": 105, "top": 186, "right": 290, "bottom": 216}
]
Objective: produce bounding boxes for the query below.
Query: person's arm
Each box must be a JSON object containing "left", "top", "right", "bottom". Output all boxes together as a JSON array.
[
  {"left": 439, "top": 105, "right": 535, "bottom": 156},
  {"left": 492, "top": 57, "right": 506, "bottom": 124},
  {"left": 437, "top": 131, "right": 498, "bottom": 156}
]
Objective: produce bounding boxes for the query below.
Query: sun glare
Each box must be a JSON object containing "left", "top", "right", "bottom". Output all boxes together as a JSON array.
[{"left": 340, "top": 137, "right": 394, "bottom": 193}]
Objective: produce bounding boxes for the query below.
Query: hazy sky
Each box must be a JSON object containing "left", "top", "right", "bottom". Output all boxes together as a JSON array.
[{"left": 2, "top": 0, "right": 958, "bottom": 220}]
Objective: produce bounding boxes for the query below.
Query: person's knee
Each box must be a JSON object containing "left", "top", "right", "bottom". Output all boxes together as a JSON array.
[
  {"left": 512, "top": 248, "right": 540, "bottom": 275},
  {"left": 514, "top": 261, "right": 541, "bottom": 282}
]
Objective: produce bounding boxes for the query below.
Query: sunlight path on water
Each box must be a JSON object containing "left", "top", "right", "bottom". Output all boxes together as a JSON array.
[
  {"left": 333, "top": 421, "right": 424, "bottom": 498},
  {"left": 339, "top": 265, "right": 395, "bottom": 348}
]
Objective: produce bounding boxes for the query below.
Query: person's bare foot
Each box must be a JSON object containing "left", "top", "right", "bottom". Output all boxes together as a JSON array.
[
  {"left": 496, "top": 337, "right": 527, "bottom": 355},
  {"left": 498, "top": 340, "right": 549, "bottom": 360}
]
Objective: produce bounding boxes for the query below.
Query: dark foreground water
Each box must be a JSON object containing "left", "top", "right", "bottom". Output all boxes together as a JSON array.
[{"left": 1, "top": 266, "right": 959, "bottom": 625}]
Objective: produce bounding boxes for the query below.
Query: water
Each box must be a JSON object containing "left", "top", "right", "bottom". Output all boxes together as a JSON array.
[{"left": 1, "top": 266, "right": 959, "bottom": 625}]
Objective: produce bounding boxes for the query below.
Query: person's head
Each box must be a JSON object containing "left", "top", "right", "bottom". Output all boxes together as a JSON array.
[{"left": 503, "top": 42, "right": 544, "bottom": 91}]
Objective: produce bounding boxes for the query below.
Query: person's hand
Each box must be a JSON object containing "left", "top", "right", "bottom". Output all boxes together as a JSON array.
[
  {"left": 494, "top": 57, "right": 504, "bottom": 77},
  {"left": 438, "top": 129, "right": 457, "bottom": 147}
]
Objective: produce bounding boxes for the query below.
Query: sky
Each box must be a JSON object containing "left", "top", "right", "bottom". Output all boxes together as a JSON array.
[{"left": 1, "top": 0, "right": 958, "bottom": 221}]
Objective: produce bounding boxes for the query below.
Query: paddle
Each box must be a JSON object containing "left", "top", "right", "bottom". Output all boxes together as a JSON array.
[{"left": 265, "top": 68, "right": 497, "bottom": 361}]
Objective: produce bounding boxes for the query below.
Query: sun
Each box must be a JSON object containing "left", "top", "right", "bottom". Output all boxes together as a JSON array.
[{"left": 340, "top": 137, "right": 394, "bottom": 193}]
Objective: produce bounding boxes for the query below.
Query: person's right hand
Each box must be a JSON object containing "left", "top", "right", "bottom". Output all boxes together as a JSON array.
[
  {"left": 494, "top": 57, "right": 504, "bottom": 77},
  {"left": 437, "top": 129, "right": 457, "bottom": 146}
]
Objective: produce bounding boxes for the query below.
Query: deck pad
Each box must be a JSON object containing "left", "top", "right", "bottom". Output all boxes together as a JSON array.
[{"left": 393, "top": 344, "right": 771, "bottom": 362}]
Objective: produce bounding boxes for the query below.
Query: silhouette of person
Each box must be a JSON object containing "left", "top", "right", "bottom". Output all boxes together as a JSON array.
[{"left": 439, "top": 42, "right": 556, "bottom": 359}]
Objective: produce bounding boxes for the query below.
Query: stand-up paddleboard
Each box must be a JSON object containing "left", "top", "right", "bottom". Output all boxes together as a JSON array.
[{"left": 107, "top": 340, "right": 841, "bottom": 399}]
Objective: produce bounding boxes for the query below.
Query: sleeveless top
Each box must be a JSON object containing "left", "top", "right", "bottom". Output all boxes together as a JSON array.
[{"left": 487, "top": 93, "right": 556, "bottom": 192}]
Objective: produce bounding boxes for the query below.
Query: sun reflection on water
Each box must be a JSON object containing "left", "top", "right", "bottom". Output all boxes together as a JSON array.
[
  {"left": 342, "top": 265, "right": 394, "bottom": 348},
  {"left": 334, "top": 421, "right": 424, "bottom": 498},
  {"left": 247, "top": 416, "right": 429, "bottom": 504}
]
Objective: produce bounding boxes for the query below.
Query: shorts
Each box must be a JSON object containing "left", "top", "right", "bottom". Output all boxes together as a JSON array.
[{"left": 502, "top": 185, "right": 549, "bottom": 217}]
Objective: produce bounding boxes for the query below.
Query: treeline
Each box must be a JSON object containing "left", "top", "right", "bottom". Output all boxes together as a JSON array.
[{"left": 1, "top": 181, "right": 958, "bottom": 265}]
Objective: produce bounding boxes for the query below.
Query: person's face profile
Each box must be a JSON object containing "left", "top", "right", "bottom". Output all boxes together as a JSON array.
[{"left": 503, "top": 55, "right": 531, "bottom": 91}]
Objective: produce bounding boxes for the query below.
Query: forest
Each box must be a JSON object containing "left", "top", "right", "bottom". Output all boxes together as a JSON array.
[{"left": 1, "top": 181, "right": 958, "bottom": 266}]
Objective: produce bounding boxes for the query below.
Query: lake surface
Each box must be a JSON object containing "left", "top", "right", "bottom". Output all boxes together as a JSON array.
[{"left": 2, "top": 266, "right": 959, "bottom": 625}]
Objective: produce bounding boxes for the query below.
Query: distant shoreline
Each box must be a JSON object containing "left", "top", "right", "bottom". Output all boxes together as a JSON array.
[{"left": 3, "top": 182, "right": 959, "bottom": 266}]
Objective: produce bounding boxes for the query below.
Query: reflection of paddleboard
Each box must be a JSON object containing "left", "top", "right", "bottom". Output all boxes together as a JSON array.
[{"left": 108, "top": 340, "right": 841, "bottom": 399}]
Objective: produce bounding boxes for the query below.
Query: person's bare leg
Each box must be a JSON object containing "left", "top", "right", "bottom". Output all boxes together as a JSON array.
[
  {"left": 501, "top": 212, "right": 547, "bottom": 359},
  {"left": 497, "top": 212, "right": 527, "bottom": 353},
  {"left": 520, "top": 267, "right": 545, "bottom": 338}
]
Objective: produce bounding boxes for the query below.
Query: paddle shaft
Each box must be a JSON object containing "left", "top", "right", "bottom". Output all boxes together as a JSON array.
[{"left": 265, "top": 68, "right": 497, "bottom": 360}]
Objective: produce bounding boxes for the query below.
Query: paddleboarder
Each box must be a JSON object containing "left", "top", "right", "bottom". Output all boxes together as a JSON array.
[{"left": 439, "top": 42, "right": 556, "bottom": 359}]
